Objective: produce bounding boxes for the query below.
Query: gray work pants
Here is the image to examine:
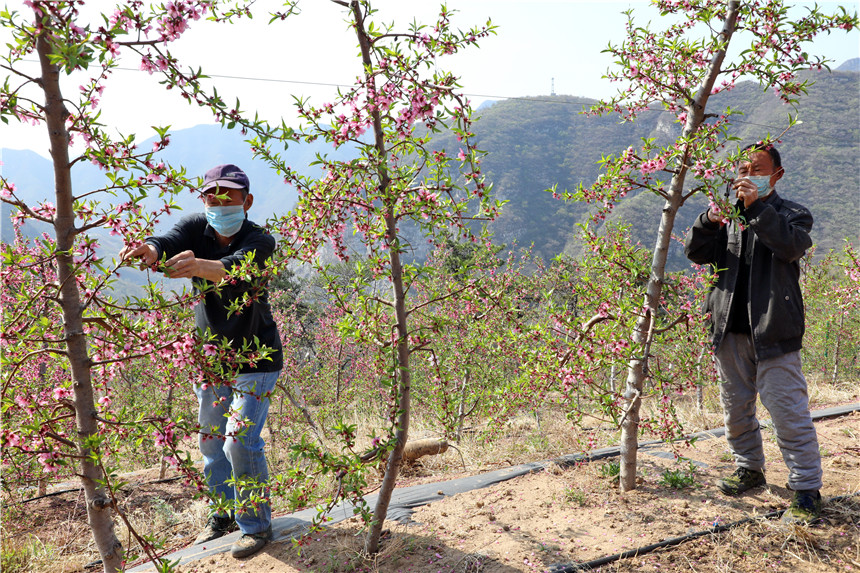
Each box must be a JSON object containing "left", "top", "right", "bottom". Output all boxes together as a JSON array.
[{"left": 715, "top": 332, "right": 823, "bottom": 491}]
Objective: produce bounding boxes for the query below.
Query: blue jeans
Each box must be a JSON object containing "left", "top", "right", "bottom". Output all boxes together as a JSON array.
[{"left": 195, "top": 370, "right": 279, "bottom": 535}]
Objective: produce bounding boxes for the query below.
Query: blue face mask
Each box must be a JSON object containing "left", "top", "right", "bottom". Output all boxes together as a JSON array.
[
  {"left": 205, "top": 203, "right": 246, "bottom": 237},
  {"left": 745, "top": 175, "right": 773, "bottom": 197}
]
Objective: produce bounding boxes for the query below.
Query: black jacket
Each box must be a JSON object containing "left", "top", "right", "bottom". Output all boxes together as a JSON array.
[
  {"left": 146, "top": 214, "right": 283, "bottom": 373},
  {"left": 684, "top": 191, "right": 813, "bottom": 360}
]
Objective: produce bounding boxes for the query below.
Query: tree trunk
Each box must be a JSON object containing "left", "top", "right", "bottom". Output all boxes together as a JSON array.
[
  {"left": 455, "top": 368, "right": 471, "bottom": 441},
  {"left": 283, "top": 381, "right": 322, "bottom": 440},
  {"left": 37, "top": 33, "right": 124, "bottom": 572},
  {"left": 365, "top": 213, "right": 411, "bottom": 554},
  {"left": 344, "top": 0, "right": 412, "bottom": 554},
  {"left": 831, "top": 313, "right": 843, "bottom": 384},
  {"left": 695, "top": 346, "right": 707, "bottom": 411},
  {"left": 159, "top": 387, "right": 175, "bottom": 479},
  {"left": 609, "top": 363, "right": 618, "bottom": 393},
  {"left": 618, "top": 1, "right": 740, "bottom": 492},
  {"left": 37, "top": 362, "right": 49, "bottom": 497}
]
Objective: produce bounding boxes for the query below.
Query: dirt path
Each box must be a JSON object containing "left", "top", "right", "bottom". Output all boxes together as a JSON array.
[{"left": 168, "top": 409, "right": 860, "bottom": 573}]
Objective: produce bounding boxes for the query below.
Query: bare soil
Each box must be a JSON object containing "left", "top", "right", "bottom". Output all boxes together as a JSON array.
[{"left": 7, "top": 408, "right": 857, "bottom": 573}]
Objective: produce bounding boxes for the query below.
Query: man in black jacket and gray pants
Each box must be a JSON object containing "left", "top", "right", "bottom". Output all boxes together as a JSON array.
[{"left": 685, "top": 143, "right": 822, "bottom": 524}]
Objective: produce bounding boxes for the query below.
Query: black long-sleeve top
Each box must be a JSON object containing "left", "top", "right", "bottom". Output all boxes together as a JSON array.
[{"left": 146, "top": 213, "right": 283, "bottom": 374}]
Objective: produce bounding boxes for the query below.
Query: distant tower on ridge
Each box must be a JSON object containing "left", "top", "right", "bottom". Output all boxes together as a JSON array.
[{"left": 551, "top": 77, "right": 556, "bottom": 96}]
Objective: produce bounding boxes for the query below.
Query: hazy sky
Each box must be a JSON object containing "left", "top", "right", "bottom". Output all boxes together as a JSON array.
[{"left": 2, "top": 0, "right": 858, "bottom": 159}]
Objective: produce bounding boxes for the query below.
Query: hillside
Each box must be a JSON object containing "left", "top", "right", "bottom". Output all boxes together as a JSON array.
[
  {"left": 1, "top": 125, "right": 328, "bottom": 243},
  {"left": 431, "top": 68, "right": 859, "bottom": 266},
  {"left": 3, "top": 69, "right": 857, "bottom": 272}
]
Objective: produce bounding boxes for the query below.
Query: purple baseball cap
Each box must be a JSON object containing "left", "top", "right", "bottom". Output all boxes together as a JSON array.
[{"left": 201, "top": 164, "right": 250, "bottom": 193}]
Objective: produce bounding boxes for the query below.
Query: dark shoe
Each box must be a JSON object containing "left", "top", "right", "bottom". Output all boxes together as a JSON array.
[
  {"left": 718, "top": 467, "right": 766, "bottom": 496},
  {"left": 231, "top": 526, "right": 272, "bottom": 558},
  {"left": 781, "top": 489, "right": 822, "bottom": 524},
  {"left": 194, "top": 515, "right": 236, "bottom": 544}
]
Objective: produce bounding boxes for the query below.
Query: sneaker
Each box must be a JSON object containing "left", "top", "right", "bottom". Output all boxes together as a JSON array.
[
  {"left": 231, "top": 526, "right": 273, "bottom": 559},
  {"left": 781, "top": 489, "right": 822, "bottom": 524},
  {"left": 718, "top": 467, "right": 766, "bottom": 496},
  {"left": 194, "top": 515, "right": 236, "bottom": 545}
]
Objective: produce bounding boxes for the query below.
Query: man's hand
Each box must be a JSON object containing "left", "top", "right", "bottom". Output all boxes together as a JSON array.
[
  {"left": 119, "top": 243, "right": 158, "bottom": 267},
  {"left": 706, "top": 209, "right": 723, "bottom": 225},
  {"left": 164, "top": 250, "right": 202, "bottom": 279},
  {"left": 732, "top": 177, "right": 759, "bottom": 208},
  {"left": 164, "top": 250, "right": 227, "bottom": 282}
]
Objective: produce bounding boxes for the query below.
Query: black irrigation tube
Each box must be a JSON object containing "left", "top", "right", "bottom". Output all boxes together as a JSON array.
[
  {"left": 10, "top": 475, "right": 185, "bottom": 506},
  {"left": 11, "top": 487, "right": 81, "bottom": 504},
  {"left": 547, "top": 492, "right": 860, "bottom": 572},
  {"left": 543, "top": 404, "right": 860, "bottom": 572}
]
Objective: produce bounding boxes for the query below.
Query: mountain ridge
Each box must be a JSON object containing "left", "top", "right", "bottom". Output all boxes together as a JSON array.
[{"left": 3, "top": 69, "right": 857, "bottom": 272}]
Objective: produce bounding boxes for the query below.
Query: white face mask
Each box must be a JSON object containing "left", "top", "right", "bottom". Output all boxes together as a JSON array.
[
  {"left": 204, "top": 202, "right": 246, "bottom": 237},
  {"left": 744, "top": 175, "right": 774, "bottom": 198}
]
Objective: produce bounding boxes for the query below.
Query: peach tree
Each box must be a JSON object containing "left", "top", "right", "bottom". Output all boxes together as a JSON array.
[
  {"left": 552, "top": 0, "right": 857, "bottom": 491},
  {"left": 254, "top": 0, "right": 497, "bottom": 553},
  {"left": 0, "top": 1, "right": 292, "bottom": 571}
]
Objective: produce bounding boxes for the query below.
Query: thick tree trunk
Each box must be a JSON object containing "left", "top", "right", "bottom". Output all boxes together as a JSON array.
[
  {"left": 37, "top": 34, "right": 123, "bottom": 572},
  {"left": 618, "top": 1, "right": 740, "bottom": 492}
]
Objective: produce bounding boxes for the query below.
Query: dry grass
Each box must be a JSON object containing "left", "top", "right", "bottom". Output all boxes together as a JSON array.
[
  {"left": 1, "top": 491, "right": 94, "bottom": 573},
  {"left": 0, "top": 476, "right": 211, "bottom": 573},
  {"left": 703, "top": 495, "right": 860, "bottom": 573},
  {"left": 807, "top": 373, "right": 859, "bottom": 406},
  {"left": 282, "top": 520, "right": 442, "bottom": 573},
  {"left": 2, "top": 376, "right": 857, "bottom": 573},
  {"left": 115, "top": 499, "right": 210, "bottom": 561},
  {"left": 1, "top": 533, "right": 72, "bottom": 573},
  {"left": 564, "top": 495, "right": 860, "bottom": 573},
  {"left": 269, "top": 374, "right": 857, "bottom": 495}
]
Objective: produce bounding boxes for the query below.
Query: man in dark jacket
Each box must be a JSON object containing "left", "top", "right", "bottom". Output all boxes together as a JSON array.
[
  {"left": 121, "top": 164, "right": 282, "bottom": 557},
  {"left": 685, "top": 144, "right": 822, "bottom": 524}
]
